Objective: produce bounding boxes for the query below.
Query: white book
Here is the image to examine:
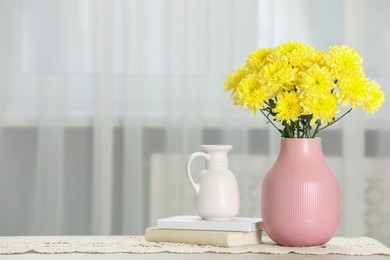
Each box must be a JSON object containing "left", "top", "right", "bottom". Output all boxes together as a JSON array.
[{"left": 156, "top": 215, "right": 263, "bottom": 232}]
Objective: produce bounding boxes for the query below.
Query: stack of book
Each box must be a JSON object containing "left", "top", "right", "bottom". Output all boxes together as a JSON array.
[{"left": 145, "top": 215, "right": 263, "bottom": 247}]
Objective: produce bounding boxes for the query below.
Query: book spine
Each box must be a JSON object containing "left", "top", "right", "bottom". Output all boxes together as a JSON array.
[{"left": 145, "top": 228, "right": 228, "bottom": 247}]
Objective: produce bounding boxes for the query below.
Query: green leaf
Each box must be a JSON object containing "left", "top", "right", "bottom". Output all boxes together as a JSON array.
[{"left": 268, "top": 99, "right": 276, "bottom": 109}]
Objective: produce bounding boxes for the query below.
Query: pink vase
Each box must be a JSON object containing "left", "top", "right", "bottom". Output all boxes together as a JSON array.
[{"left": 262, "top": 137, "right": 339, "bottom": 247}]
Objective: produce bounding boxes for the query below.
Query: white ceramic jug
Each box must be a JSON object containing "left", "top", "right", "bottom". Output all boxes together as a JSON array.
[{"left": 186, "top": 145, "right": 240, "bottom": 220}]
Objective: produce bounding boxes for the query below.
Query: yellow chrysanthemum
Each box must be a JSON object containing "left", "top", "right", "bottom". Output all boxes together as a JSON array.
[
  {"left": 310, "top": 50, "right": 327, "bottom": 67},
  {"left": 337, "top": 76, "right": 368, "bottom": 108},
  {"left": 362, "top": 80, "right": 385, "bottom": 114},
  {"left": 271, "top": 42, "right": 316, "bottom": 70},
  {"left": 301, "top": 90, "right": 340, "bottom": 125},
  {"left": 326, "top": 45, "right": 364, "bottom": 80},
  {"left": 299, "top": 65, "right": 334, "bottom": 93},
  {"left": 273, "top": 91, "right": 302, "bottom": 124},
  {"left": 246, "top": 48, "right": 272, "bottom": 71},
  {"left": 258, "top": 60, "right": 298, "bottom": 96},
  {"left": 273, "top": 42, "right": 315, "bottom": 57},
  {"left": 224, "top": 65, "right": 250, "bottom": 91},
  {"left": 296, "top": 51, "right": 328, "bottom": 76},
  {"left": 232, "top": 73, "right": 268, "bottom": 115}
]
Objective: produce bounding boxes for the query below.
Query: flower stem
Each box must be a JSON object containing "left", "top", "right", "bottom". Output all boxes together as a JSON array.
[
  {"left": 318, "top": 108, "right": 353, "bottom": 132},
  {"left": 311, "top": 120, "right": 321, "bottom": 138},
  {"left": 260, "top": 110, "right": 283, "bottom": 134}
]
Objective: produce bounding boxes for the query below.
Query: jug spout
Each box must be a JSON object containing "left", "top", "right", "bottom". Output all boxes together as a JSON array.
[
  {"left": 200, "top": 145, "right": 233, "bottom": 154},
  {"left": 201, "top": 145, "right": 232, "bottom": 168}
]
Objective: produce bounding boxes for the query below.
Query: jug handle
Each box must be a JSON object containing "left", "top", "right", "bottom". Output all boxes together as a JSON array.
[{"left": 186, "top": 152, "right": 210, "bottom": 195}]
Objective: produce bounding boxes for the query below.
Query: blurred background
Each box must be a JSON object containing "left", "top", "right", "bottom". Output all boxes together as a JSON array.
[{"left": 0, "top": 0, "right": 389, "bottom": 246}]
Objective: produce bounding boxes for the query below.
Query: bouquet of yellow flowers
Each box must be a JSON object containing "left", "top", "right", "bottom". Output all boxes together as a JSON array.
[{"left": 224, "top": 42, "right": 385, "bottom": 138}]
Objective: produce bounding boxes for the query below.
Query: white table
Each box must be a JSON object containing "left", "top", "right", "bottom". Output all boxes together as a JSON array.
[
  {"left": 0, "top": 236, "right": 389, "bottom": 259},
  {"left": 0, "top": 253, "right": 389, "bottom": 260}
]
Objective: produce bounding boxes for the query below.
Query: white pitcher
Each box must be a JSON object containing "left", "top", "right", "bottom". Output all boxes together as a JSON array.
[{"left": 186, "top": 145, "right": 240, "bottom": 220}]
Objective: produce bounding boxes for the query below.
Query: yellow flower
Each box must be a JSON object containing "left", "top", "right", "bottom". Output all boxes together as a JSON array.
[
  {"left": 326, "top": 45, "right": 364, "bottom": 80},
  {"left": 273, "top": 42, "right": 315, "bottom": 57},
  {"left": 310, "top": 50, "right": 327, "bottom": 67},
  {"left": 258, "top": 60, "right": 298, "bottom": 96},
  {"left": 301, "top": 90, "right": 340, "bottom": 125},
  {"left": 272, "top": 42, "right": 316, "bottom": 70},
  {"left": 337, "top": 76, "right": 368, "bottom": 108},
  {"left": 224, "top": 65, "right": 250, "bottom": 91},
  {"left": 273, "top": 91, "right": 302, "bottom": 124},
  {"left": 362, "top": 80, "right": 385, "bottom": 114},
  {"left": 299, "top": 65, "right": 334, "bottom": 93},
  {"left": 246, "top": 48, "right": 272, "bottom": 71},
  {"left": 232, "top": 73, "right": 268, "bottom": 115}
]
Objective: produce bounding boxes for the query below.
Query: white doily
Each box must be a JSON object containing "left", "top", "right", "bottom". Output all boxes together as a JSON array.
[{"left": 0, "top": 236, "right": 389, "bottom": 255}]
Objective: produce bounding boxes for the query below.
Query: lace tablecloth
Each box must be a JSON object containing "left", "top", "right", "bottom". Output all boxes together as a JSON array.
[{"left": 0, "top": 236, "right": 389, "bottom": 256}]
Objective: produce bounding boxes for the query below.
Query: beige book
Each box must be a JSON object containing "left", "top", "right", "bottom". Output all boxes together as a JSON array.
[{"left": 145, "top": 227, "right": 262, "bottom": 247}]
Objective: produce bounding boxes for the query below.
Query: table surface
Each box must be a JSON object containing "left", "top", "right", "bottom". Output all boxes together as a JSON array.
[
  {"left": 1, "top": 235, "right": 389, "bottom": 259},
  {"left": 0, "top": 253, "right": 389, "bottom": 260}
]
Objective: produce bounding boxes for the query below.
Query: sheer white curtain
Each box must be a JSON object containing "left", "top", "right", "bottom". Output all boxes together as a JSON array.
[{"left": 0, "top": 0, "right": 389, "bottom": 245}]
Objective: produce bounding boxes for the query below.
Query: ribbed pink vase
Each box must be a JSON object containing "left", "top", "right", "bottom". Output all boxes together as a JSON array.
[{"left": 262, "top": 138, "right": 339, "bottom": 247}]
